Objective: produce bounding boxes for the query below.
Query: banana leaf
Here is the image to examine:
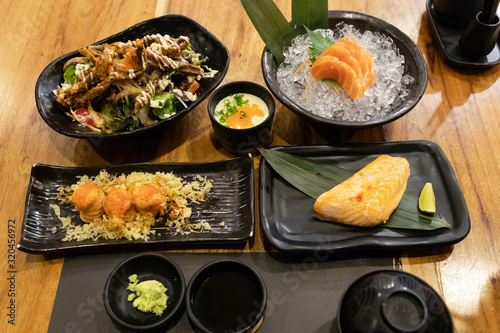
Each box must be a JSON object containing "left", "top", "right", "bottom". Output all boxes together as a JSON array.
[
  {"left": 240, "top": 0, "right": 294, "bottom": 64},
  {"left": 259, "top": 148, "right": 451, "bottom": 230},
  {"left": 291, "top": 0, "right": 329, "bottom": 30}
]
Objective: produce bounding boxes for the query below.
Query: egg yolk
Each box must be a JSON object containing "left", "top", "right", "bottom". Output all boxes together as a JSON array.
[{"left": 225, "top": 104, "right": 264, "bottom": 129}]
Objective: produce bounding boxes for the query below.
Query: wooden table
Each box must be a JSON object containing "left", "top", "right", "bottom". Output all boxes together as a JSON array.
[{"left": 1, "top": 0, "right": 499, "bottom": 332}]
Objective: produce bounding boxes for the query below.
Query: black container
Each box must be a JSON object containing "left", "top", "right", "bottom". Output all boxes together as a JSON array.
[
  {"left": 459, "top": 12, "right": 500, "bottom": 58},
  {"left": 186, "top": 259, "right": 267, "bottom": 333},
  {"left": 103, "top": 253, "right": 186, "bottom": 333},
  {"left": 337, "top": 270, "right": 454, "bottom": 333},
  {"left": 208, "top": 81, "right": 275, "bottom": 156}
]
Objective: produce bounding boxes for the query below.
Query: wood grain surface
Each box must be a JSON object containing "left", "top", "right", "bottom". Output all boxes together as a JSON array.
[{"left": 1, "top": 0, "right": 499, "bottom": 332}]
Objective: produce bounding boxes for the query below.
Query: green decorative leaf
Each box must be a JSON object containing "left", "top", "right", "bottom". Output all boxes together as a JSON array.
[
  {"left": 305, "top": 25, "right": 333, "bottom": 61},
  {"left": 240, "top": 0, "right": 294, "bottom": 64},
  {"left": 291, "top": 0, "right": 329, "bottom": 30},
  {"left": 259, "top": 148, "right": 451, "bottom": 230}
]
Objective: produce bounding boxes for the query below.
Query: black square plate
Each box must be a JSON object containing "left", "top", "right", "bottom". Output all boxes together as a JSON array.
[{"left": 259, "top": 141, "right": 470, "bottom": 253}]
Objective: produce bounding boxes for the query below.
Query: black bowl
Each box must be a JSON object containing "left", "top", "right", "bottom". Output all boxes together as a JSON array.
[
  {"left": 208, "top": 81, "right": 275, "bottom": 155},
  {"left": 338, "top": 270, "right": 454, "bottom": 333},
  {"left": 261, "top": 10, "right": 428, "bottom": 132},
  {"left": 103, "top": 253, "right": 186, "bottom": 333},
  {"left": 36, "top": 14, "right": 230, "bottom": 139},
  {"left": 186, "top": 259, "right": 267, "bottom": 333}
]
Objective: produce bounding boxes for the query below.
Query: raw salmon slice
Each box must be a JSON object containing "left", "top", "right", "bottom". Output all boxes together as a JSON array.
[
  {"left": 309, "top": 36, "right": 375, "bottom": 99},
  {"left": 334, "top": 36, "right": 375, "bottom": 86},
  {"left": 310, "top": 55, "right": 366, "bottom": 99},
  {"left": 313, "top": 155, "right": 410, "bottom": 227}
]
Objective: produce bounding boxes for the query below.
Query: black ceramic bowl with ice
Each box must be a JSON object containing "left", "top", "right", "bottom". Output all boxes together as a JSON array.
[
  {"left": 261, "top": 10, "right": 427, "bottom": 134},
  {"left": 103, "top": 253, "right": 186, "bottom": 333}
]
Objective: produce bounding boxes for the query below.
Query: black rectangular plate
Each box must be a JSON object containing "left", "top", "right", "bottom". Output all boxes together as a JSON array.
[
  {"left": 18, "top": 155, "right": 254, "bottom": 254},
  {"left": 259, "top": 141, "right": 470, "bottom": 253}
]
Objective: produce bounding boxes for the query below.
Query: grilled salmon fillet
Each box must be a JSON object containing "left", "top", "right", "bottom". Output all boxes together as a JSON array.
[{"left": 313, "top": 155, "right": 410, "bottom": 227}]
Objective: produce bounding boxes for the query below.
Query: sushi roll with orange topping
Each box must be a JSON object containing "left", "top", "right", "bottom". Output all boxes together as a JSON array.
[
  {"left": 72, "top": 181, "right": 105, "bottom": 223},
  {"left": 130, "top": 183, "right": 164, "bottom": 216},
  {"left": 103, "top": 188, "right": 135, "bottom": 221}
]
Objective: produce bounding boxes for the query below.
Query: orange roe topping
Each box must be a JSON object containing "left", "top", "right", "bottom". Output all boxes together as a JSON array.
[
  {"left": 131, "top": 184, "right": 163, "bottom": 215},
  {"left": 72, "top": 181, "right": 103, "bottom": 210},
  {"left": 225, "top": 104, "right": 265, "bottom": 129},
  {"left": 103, "top": 188, "right": 133, "bottom": 219}
]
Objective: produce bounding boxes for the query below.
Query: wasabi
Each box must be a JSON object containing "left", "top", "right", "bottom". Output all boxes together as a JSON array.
[{"left": 127, "top": 274, "right": 168, "bottom": 316}]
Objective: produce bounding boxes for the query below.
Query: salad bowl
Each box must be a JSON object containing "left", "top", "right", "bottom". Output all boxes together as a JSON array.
[{"left": 35, "top": 14, "right": 230, "bottom": 139}]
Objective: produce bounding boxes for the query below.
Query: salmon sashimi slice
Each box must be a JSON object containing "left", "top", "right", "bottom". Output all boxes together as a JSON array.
[
  {"left": 320, "top": 44, "right": 363, "bottom": 77},
  {"left": 334, "top": 36, "right": 375, "bottom": 86},
  {"left": 309, "top": 36, "right": 375, "bottom": 99},
  {"left": 310, "top": 55, "right": 366, "bottom": 99},
  {"left": 313, "top": 155, "right": 410, "bottom": 227}
]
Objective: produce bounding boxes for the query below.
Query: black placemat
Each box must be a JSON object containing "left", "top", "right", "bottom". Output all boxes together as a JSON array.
[{"left": 48, "top": 252, "right": 394, "bottom": 332}]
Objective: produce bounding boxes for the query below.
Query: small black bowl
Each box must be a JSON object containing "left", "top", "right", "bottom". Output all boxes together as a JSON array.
[
  {"left": 261, "top": 10, "right": 427, "bottom": 134},
  {"left": 337, "top": 270, "right": 454, "bottom": 333},
  {"left": 35, "top": 14, "right": 230, "bottom": 139},
  {"left": 103, "top": 253, "right": 186, "bottom": 333},
  {"left": 207, "top": 81, "right": 275, "bottom": 155},
  {"left": 186, "top": 259, "right": 267, "bottom": 333}
]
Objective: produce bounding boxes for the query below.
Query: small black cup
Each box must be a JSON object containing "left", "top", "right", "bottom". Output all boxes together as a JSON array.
[
  {"left": 208, "top": 81, "right": 275, "bottom": 156},
  {"left": 459, "top": 12, "right": 500, "bottom": 58}
]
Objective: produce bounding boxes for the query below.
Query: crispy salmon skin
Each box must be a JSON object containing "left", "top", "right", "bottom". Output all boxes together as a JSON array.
[{"left": 313, "top": 155, "right": 410, "bottom": 227}]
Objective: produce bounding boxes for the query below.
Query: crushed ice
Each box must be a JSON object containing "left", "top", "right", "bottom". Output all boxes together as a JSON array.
[{"left": 277, "top": 23, "right": 414, "bottom": 122}]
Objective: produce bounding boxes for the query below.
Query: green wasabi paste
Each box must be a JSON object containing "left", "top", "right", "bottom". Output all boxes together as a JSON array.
[{"left": 127, "top": 274, "right": 168, "bottom": 316}]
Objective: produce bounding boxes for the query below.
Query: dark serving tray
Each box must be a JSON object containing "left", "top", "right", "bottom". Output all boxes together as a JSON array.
[
  {"left": 18, "top": 155, "right": 254, "bottom": 254},
  {"left": 426, "top": 0, "right": 500, "bottom": 69},
  {"left": 48, "top": 252, "right": 394, "bottom": 333},
  {"left": 259, "top": 141, "right": 470, "bottom": 253}
]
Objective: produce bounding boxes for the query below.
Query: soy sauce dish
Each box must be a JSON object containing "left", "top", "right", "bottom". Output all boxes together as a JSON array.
[
  {"left": 337, "top": 270, "right": 454, "bottom": 333},
  {"left": 186, "top": 259, "right": 267, "bottom": 333},
  {"left": 103, "top": 253, "right": 186, "bottom": 333},
  {"left": 208, "top": 81, "right": 275, "bottom": 155}
]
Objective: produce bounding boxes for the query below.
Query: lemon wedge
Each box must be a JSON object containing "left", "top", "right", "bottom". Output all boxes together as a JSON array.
[{"left": 419, "top": 182, "right": 436, "bottom": 214}]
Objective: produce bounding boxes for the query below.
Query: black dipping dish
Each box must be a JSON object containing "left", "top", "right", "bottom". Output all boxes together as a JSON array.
[
  {"left": 208, "top": 81, "right": 275, "bottom": 156},
  {"left": 186, "top": 259, "right": 267, "bottom": 333},
  {"left": 103, "top": 253, "right": 186, "bottom": 333},
  {"left": 338, "top": 270, "right": 454, "bottom": 333}
]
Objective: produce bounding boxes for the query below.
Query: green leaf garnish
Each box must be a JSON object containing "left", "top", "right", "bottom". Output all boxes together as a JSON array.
[
  {"left": 259, "top": 148, "right": 451, "bottom": 230},
  {"left": 63, "top": 65, "right": 77, "bottom": 85},
  {"left": 305, "top": 25, "right": 333, "bottom": 61},
  {"left": 150, "top": 92, "right": 181, "bottom": 119},
  {"left": 214, "top": 93, "right": 249, "bottom": 125}
]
